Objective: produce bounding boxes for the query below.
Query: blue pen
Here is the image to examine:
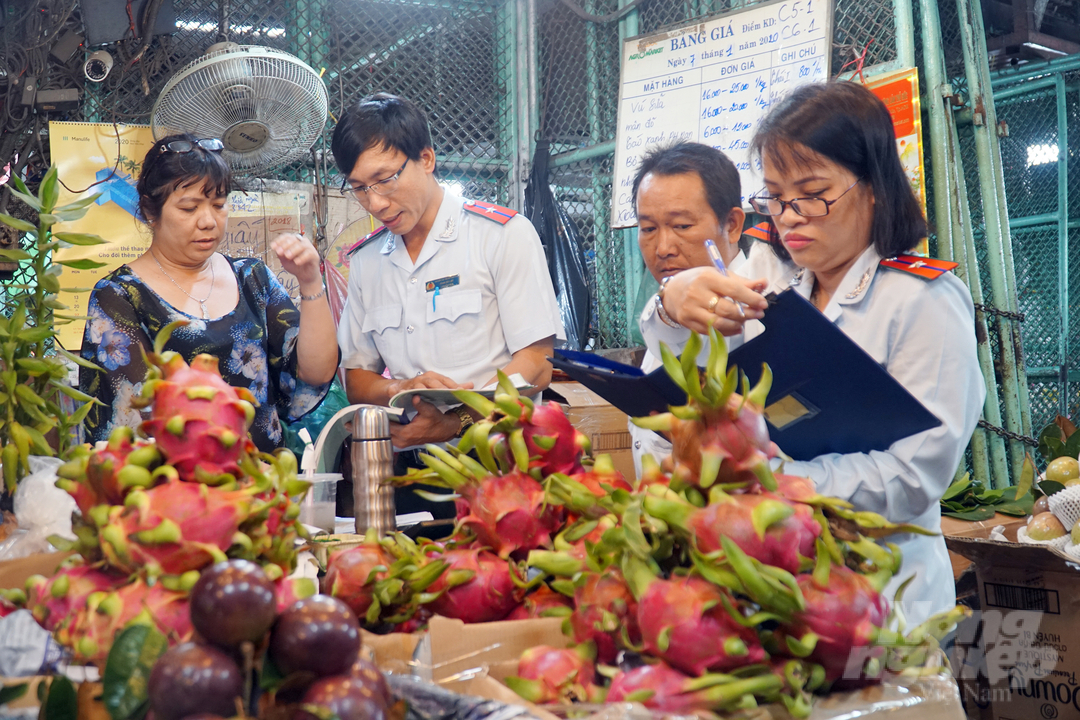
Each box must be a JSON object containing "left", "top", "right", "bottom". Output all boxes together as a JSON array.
[
  {"left": 433, "top": 284, "right": 440, "bottom": 311},
  {"left": 704, "top": 239, "right": 745, "bottom": 318}
]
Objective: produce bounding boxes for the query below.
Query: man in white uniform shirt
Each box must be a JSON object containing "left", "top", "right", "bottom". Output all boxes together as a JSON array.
[
  {"left": 628, "top": 142, "right": 769, "bottom": 477},
  {"left": 334, "top": 93, "right": 563, "bottom": 514}
]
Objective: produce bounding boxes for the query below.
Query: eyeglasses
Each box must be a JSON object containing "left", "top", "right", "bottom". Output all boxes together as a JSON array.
[
  {"left": 158, "top": 138, "right": 225, "bottom": 154},
  {"left": 749, "top": 178, "right": 862, "bottom": 218},
  {"left": 342, "top": 159, "right": 409, "bottom": 200}
]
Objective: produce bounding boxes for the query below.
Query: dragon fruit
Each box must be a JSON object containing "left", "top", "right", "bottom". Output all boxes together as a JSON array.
[
  {"left": 136, "top": 346, "right": 257, "bottom": 483},
  {"left": 606, "top": 661, "right": 782, "bottom": 713},
  {"left": 322, "top": 532, "right": 412, "bottom": 625},
  {"left": 25, "top": 563, "right": 128, "bottom": 633},
  {"left": 568, "top": 570, "right": 640, "bottom": 664},
  {"left": 776, "top": 564, "right": 891, "bottom": 686},
  {"left": 95, "top": 477, "right": 252, "bottom": 577},
  {"left": 643, "top": 488, "right": 820, "bottom": 574},
  {"left": 55, "top": 426, "right": 162, "bottom": 514},
  {"left": 61, "top": 578, "right": 193, "bottom": 665},
  {"left": 507, "top": 585, "right": 573, "bottom": 620},
  {"left": 397, "top": 437, "right": 562, "bottom": 559},
  {"left": 505, "top": 644, "right": 602, "bottom": 704},
  {"left": 632, "top": 572, "right": 767, "bottom": 676},
  {"left": 423, "top": 547, "right": 520, "bottom": 623},
  {"left": 632, "top": 330, "right": 778, "bottom": 491},
  {"left": 454, "top": 376, "right": 590, "bottom": 477}
]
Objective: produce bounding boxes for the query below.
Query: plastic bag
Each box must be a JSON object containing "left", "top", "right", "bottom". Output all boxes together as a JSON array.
[
  {"left": 0, "top": 456, "right": 73, "bottom": 561},
  {"left": 524, "top": 140, "right": 592, "bottom": 351}
]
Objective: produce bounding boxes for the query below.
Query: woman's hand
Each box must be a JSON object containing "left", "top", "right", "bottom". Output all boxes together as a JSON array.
[
  {"left": 662, "top": 267, "right": 769, "bottom": 335},
  {"left": 271, "top": 233, "right": 323, "bottom": 294}
]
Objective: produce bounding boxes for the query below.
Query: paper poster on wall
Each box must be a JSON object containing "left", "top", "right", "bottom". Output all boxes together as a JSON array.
[
  {"left": 50, "top": 122, "right": 157, "bottom": 350},
  {"left": 865, "top": 67, "right": 928, "bottom": 256},
  {"left": 612, "top": 0, "right": 833, "bottom": 228}
]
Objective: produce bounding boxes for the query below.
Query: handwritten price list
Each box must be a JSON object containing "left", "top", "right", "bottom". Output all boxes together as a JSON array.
[{"left": 612, "top": 0, "right": 831, "bottom": 227}]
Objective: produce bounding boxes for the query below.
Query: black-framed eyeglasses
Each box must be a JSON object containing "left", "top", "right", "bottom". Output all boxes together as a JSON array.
[
  {"left": 158, "top": 138, "right": 225, "bottom": 154},
  {"left": 749, "top": 178, "right": 862, "bottom": 218},
  {"left": 342, "top": 159, "right": 409, "bottom": 200}
]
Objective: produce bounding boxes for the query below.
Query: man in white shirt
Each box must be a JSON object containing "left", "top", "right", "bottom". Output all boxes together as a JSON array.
[
  {"left": 333, "top": 93, "right": 564, "bottom": 485},
  {"left": 628, "top": 142, "right": 769, "bottom": 476}
]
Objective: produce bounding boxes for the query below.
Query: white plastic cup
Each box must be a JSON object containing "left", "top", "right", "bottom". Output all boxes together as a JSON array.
[{"left": 299, "top": 473, "right": 342, "bottom": 534}]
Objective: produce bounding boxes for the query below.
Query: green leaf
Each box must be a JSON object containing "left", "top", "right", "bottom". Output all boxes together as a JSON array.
[
  {"left": 68, "top": 399, "right": 95, "bottom": 425},
  {"left": 996, "top": 494, "right": 1035, "bottom": 517},
  {"left": 43, "top": 675, "right": 77, "bottom": 720},
  {"left": 17, "top": 326, "right": 55, "bottom": 344},
  {"left": 975, "top": 488, "right": 1006, "bottom": 503},
  {"left": 0, "top": 249, "right": 32, "bottom": 262},
  {"left": 1039, "top": 423, "right": 1067, "bottom": 462},
  {"left": 38, "top": 213, "right": 60, "bottom": 226},
  {"left": 0, "top": 213, "right": 36, "bottom": 234},
  {"left": 8, "top": 187, "right": 42, "bottom": 213},
  {"left": 51, "top": 207, "right": 90, "bottom": 224},
  {"left": 0, "top": 683, "right": 29, "bottom": 705},
  {"left": 57, "top": 258, "right": 109, "bottom": 270},
  {"left": 57, "top": 346, "right": 102, "bottom": 371},
  {"left": 941, "top": 475, "right": 972, "bottom": 501},
  {"left": 260, "top": 652, "right": 285, "bottom": 691},
  {"left": 49, "top": 380, "right": 98, "bottom": 404},
  {"left": 1015, "top": 454, "right": 1035, "bottom": 501},
  {"left": 53, "top": 232, "right": 108, "bottom": 247},
  {"left": 54, "top": 194, "right": 101, "bottom": 213},
  {"left": 40, "top": 274, "right": 61, "bottom": 294},
  {"left": 1064, "top": 431, "right": 1080, "bottom": 460},
  {"left": 1039, "top": 480, "right": 1067, "bottom": 497},
  {"left": 942, "top": 506, "right": 997, "bottom": 521},
  {"left": 102, "top": 625, "right": 169, "bottom": 720},
  {"left": 40, "top": 167, "right": 59, "bottom": 212}
]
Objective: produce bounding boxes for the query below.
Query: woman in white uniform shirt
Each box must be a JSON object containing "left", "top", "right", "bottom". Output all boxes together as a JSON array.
[{"left": 653, "top": 81, "right": 985, "bottom": 626}]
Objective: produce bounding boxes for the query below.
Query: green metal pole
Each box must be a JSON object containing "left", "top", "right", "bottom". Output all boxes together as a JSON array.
[
  {"left": 918, "top": 0, "right": 1000, "bottom": 487},
  {"left": 955, "top": 0, "right": 1029, "bottom": 479},
  {"left": 619, "top": 0, "right": 643, "bottom": 346},
  {"left": 497, "top": 0, "right": 520, "bottom": 208},
  {"left": 584, "top": 0, "right": 616, "bottom": 346},
  {"left": 515, "top": 0, "right": 531, "bottom": 210},
  {"left": 1056, "top": 74, "right": 1069, "bottom": 416},
  {"left": 893, "top": 0, "right": 916, "bottom": 69}
]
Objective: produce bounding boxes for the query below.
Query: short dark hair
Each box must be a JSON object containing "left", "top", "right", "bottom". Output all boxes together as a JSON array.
[
  {"left": 136, "top": 133, "right": 232, "bottom": 224},
  {"left": 750, "top": 81, "right": 927, "bottom": 261},
  {"left": 331, "top": 93, "right": 433, "bottom": 177},
  {"left": 631, "top": 142, "right": 741, "bottom": 224}
]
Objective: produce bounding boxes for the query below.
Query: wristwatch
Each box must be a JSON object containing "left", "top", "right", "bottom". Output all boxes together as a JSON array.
[
  {"left": 452, "top": 405, "right": 475, "bottom": 436},
  {"left": 655, "top": 276, "right": 681, "bottom": 328}
]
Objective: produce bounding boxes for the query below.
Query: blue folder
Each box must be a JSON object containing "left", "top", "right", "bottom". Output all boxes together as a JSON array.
[{"left": 551, "top": 289, "right": 941, "bottom": 461}]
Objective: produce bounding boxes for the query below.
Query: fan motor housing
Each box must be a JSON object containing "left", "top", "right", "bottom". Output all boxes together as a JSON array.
[{"left": 224, "top": 122, "right": 271, "bottom": 153}]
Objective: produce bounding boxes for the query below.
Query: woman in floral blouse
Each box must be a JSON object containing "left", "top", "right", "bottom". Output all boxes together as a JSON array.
[{"left": 79, "top": 134, "right": 338, "bottom": 452}]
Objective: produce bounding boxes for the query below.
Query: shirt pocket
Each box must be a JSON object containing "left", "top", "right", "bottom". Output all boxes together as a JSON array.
[
  {"left": 426, "top": 288, "right": 484, "bottom": 368},
  {"left": 361, "top": 303, "right": 403, "bottom": 366}
]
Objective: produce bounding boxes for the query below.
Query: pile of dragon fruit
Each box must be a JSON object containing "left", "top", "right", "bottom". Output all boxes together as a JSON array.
[
  {"left": 0, "top": 323, "right": 316, "bottom": 666},
  {"left": 323, "top": 330, "right": 969, "bottom": 717}
]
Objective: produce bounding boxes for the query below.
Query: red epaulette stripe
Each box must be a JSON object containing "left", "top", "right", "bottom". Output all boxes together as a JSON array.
[
  {"left": 346, "top": 226, "right": 387, "bottom": 256},
  {"left": 743, "top": 221, "right": 772, "bottom": 241},
  {"left": 464, "top": 200, "right": 517, "bottom": 225},
  {"left": 880, "top": 254, "right": 959, "bottom": 280}
]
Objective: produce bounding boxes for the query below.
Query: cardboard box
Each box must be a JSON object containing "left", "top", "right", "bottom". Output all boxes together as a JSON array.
[
  {"left": 548, "top": 382, "right": 635, "bottom": 481},
  {"left": 947, "top": 536, "right": 1080, "bottom": 720},
  {"left": 941, "top": 514, "right": 1028, "bottom": 579},
  {"left": 0, "top": 551, "right": 73, "bottom": 590}
]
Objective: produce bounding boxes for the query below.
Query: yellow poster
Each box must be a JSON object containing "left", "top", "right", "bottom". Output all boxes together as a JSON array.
[{"left": 49, "top": 122, "right": 157, "bottom": 349}]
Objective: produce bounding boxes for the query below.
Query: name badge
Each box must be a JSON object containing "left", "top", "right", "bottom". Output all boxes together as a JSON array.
[{"left": 425, "top": 275, "right": 460, "bottom": 292}]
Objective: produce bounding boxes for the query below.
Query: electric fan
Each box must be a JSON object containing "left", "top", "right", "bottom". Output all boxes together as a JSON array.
[{"left": 151, "top": 45, "right": 329, "bottom": 173}]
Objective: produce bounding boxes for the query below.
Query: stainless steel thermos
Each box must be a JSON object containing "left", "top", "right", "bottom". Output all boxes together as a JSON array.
[{"left": 350, "top": 405, "right": 396, "bottom": 534}]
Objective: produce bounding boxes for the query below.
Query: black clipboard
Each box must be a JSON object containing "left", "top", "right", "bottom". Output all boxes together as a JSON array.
[{"left": 551, "top": 289, "right": 941, "bottom": 461}]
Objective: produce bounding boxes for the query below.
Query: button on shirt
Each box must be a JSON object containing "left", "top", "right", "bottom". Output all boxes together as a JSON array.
[
  {"left": 338, "top": 191, "right": 564, "bottom": 390},
  {"left": 636, "top": 242, "right": 985, "bottom": 627}
]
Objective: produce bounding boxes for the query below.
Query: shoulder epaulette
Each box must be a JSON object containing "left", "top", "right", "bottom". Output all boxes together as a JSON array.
[
  {"left": 463, "top": 199, "right": 517, "bottom": 225},
  {"left": 346, "top": 225, "right": 389, "bottom": 256},
  {"left": 879, "top": 254, "right": 959, "bottom": 280},
  {"left": 743, "top": 221, "right": 773, "bottom": 242}
]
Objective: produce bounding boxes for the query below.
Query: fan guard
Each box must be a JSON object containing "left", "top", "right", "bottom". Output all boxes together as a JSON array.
[{"left": 151, "top": 45, "right": 329, "bottom": 173}]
